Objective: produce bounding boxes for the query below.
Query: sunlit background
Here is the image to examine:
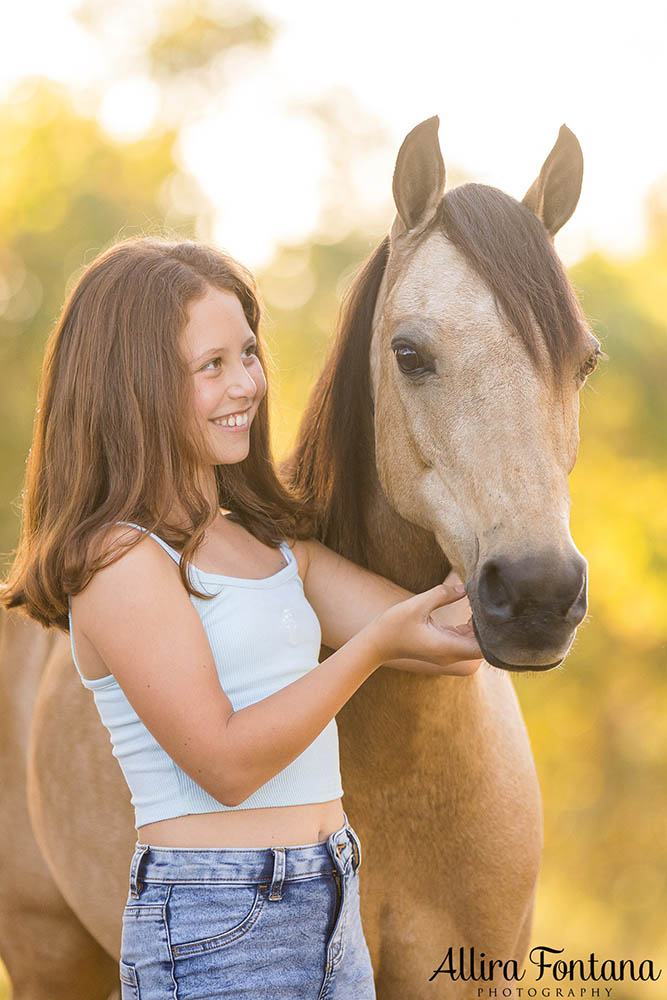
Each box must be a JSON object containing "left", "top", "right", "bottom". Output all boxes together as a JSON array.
[{"left": 1, "top": 1, "right": 666, "bottom": 997}]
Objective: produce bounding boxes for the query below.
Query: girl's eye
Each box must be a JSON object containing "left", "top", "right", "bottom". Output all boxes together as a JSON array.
[
  {"left": 201, "top": 357, "right": 222, "bottom": 372},
  {"left": 200, "top": 346, "right": 258, "bottom": 372}
]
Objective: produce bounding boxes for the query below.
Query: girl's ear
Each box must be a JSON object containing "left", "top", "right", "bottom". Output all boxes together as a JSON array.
[{"left": 522, "top": 124, "right": 583, "bottom": 238}]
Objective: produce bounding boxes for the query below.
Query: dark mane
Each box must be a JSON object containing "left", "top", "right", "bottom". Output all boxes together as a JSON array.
[
  {"left": 288, "top": 186, "right": 588, "bottom": 556},
  {"left": 286, "top": 237, "right": 389, "bottom": 563},
  {"left": 437, "top": 184, "right": 588, "bottom": 382}
]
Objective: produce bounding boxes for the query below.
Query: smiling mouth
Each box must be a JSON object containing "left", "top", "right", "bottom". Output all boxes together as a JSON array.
[{"left": 210, "top": 411, "right": 250, "bottom": 429}]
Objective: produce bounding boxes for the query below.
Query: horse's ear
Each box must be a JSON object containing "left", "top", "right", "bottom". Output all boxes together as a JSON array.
[
  {"left": 391, "top": 116, "right": 446, "bottom": 240},
  {"left": 522, "top": 124, "right": 583, "bottom": 237}
]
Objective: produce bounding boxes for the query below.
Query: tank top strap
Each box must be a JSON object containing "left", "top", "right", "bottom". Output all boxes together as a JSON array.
[
  {"left": 278, "top": 540, "right": 296, "bottom": 568},
  {"left": 111, "top": 522, "right": 294, "bottom": 578},
  {"left": 115, "top": 521, "right": 182, "bottom": 566}
]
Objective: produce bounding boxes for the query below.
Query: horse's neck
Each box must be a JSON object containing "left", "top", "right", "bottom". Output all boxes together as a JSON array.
[{"left": 359, "top": 465, "right": 450, "bottom": 594}]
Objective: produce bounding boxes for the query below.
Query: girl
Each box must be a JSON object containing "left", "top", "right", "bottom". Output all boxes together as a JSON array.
[{"left": 2, "top": 236, "right": 483, "bottom": 999}]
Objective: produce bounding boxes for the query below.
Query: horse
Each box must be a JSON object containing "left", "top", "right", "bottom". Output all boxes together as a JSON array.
[{"left": 0, "top": 117, "right": 596, "bottom": 999}]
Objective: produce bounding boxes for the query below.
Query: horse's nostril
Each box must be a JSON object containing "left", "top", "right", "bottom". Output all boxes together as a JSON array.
[
  {"left": 478, "top": 559, "right": 513, "bottom": 618},
  {"left": 476, "top": 550, "right": 588, "bottom": 626}
]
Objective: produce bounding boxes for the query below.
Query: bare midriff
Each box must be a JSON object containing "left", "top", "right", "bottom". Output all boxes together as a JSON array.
[{"left": 136, "top": 799, "right": 346, "bottom": 848}]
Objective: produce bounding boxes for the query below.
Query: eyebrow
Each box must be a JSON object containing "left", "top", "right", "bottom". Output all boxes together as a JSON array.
[{"left": 193, "top": 336, "right": 257, "bottom": 365}]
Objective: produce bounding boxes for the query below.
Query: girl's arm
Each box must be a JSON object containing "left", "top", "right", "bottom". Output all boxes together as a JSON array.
[
  {"left": 292, "top": 538, "right": 481, "bottom": 674},
  {"left": 75, "top": 530, "right": 480, "bottom": 808}
]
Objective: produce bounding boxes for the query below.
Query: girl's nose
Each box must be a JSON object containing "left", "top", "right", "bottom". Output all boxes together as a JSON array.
[{"left": 227, "top": 363, "right": 258, "bottom": 398}]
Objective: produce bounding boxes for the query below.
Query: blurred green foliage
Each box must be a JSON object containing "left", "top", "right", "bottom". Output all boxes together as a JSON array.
[{"left": 1, "top": 67, "right": 666, "bottom": 1000}]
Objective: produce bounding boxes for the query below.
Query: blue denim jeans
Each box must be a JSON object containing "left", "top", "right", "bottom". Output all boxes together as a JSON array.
[{"left": 119, "top": 812, "right": 376, "bottom": 999}]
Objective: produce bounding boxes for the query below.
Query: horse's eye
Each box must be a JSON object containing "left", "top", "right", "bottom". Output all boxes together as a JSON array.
[
  {"left": 579, "top": 350, "right": 600, "bottom": 383},
  {"left": 393, "top": 345, "right": 430, "bottom": 376}
]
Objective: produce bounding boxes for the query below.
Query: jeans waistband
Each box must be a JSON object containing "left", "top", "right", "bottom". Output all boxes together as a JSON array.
[{"left": 128, "top": 812, "right": 361, "bottom": 899}]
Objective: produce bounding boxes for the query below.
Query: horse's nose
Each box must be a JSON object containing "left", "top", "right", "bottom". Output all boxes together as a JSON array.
[{"left": 476, "top": 551, "right": 588, "bottom": 627}]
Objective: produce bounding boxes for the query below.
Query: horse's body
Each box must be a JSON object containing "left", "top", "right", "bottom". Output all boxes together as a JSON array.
[{"left": 0, "top": 119, "right": 597, "bottom": 998}]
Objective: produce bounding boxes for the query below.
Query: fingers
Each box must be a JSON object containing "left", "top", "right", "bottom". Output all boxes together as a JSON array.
[
  {"left": 440, "top": 626, "right": 480, "bottom": 653},
  {"left": 419, "top": 581, "right": 467, "bottom": 612},
  {"left": 430, "top": 614, "right": 483, "bottom": 662},
  {"left": 450, "top": 618, "right": 474, "bottom": 635}
]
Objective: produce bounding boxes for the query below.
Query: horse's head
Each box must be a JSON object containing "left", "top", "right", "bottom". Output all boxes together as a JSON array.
[{"left": 369, "top": 118, "right": 600, "bottom": 672}]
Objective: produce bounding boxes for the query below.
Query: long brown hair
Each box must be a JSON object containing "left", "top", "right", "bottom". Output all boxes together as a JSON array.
[{"left": 1, "top": 236, "right": 314, "bottom": 632}]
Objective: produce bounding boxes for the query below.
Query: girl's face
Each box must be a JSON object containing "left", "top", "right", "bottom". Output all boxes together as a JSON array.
[{"left": 181, "top": 286, "right": 266, "bottom": 468}]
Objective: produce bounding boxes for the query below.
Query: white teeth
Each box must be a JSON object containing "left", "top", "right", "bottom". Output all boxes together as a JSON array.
[{"left": 214, "top": 411, "right": 248, "bottom": 428}]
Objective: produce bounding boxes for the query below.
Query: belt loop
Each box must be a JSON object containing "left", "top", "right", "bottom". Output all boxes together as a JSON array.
[
  {"left": 269, "top": 847, "right": 286, "bottom": 901},
  {"left": 129, "top": 844, "right": 150, "bottom": 899}
]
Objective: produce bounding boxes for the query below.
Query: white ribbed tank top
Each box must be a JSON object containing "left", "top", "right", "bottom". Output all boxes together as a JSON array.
[{"left": 67, "top": 522, "right": 343, "bottom": 827}]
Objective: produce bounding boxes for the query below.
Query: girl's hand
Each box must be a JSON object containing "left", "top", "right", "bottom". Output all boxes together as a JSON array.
[{"left": 368, "top": 581, "right": 484, "bottom": 676}]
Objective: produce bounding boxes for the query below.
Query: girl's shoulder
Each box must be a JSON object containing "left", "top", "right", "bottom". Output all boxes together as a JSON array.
[
  {"left": 72, "top": 522, "right": 184, "bottom": 635},
  {"left": 82, "top": 522, "right": 180, "bottom": 595}
]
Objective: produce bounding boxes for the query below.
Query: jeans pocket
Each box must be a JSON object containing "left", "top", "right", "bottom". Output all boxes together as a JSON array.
[
  {"left": 168, "top": 881, "right": 268, "bottom": 960},
  {"left": 119, "top": 958, "right": 139, "bottom": 999},
  {"left": 348, "top": 824, "right": 363, "bottom": 871}
]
